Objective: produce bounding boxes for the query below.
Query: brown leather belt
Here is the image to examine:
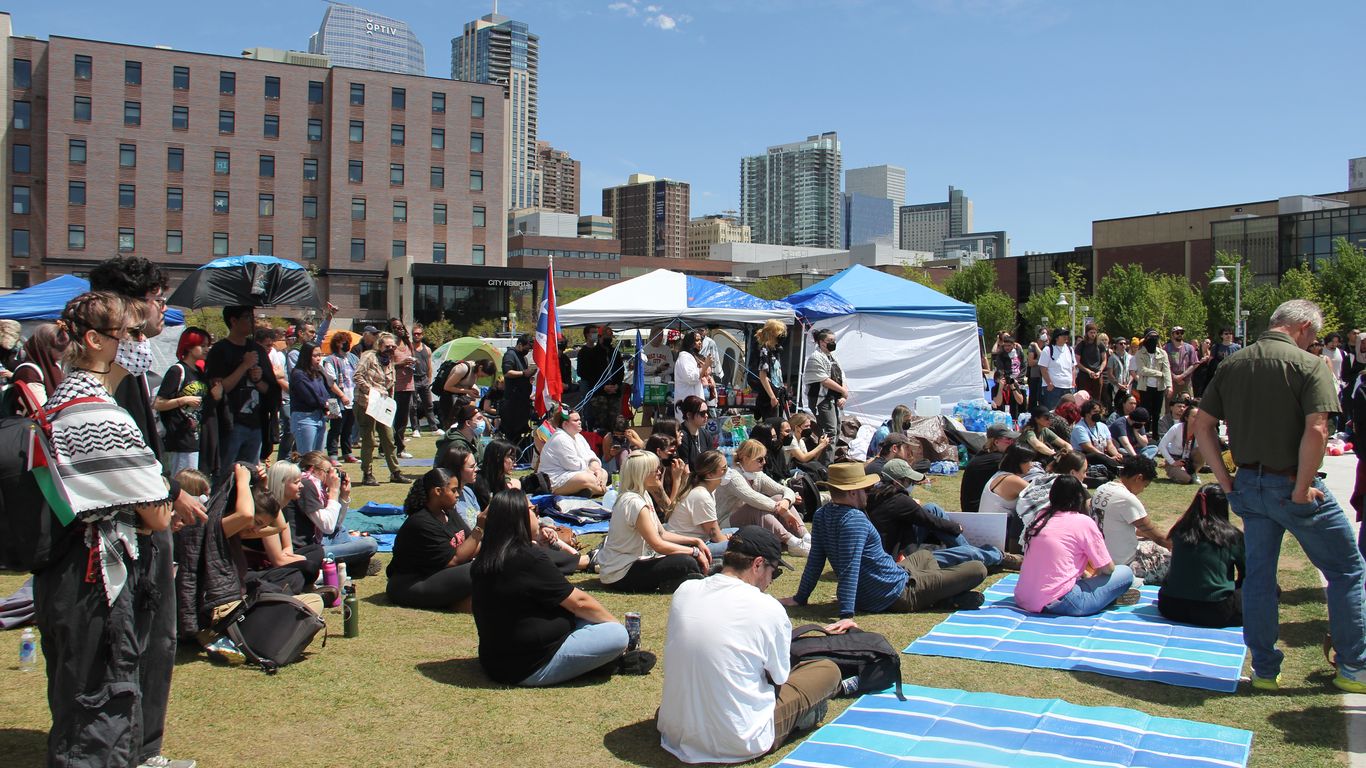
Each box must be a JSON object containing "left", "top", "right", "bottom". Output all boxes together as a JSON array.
[{"left": 1238, "top": 462, "right": 1298, "bottom": 478}]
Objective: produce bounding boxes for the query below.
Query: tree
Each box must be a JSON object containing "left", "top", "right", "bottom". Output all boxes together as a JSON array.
[
  {"left": 1314, "top": 237, "right": 1366, "bottom": 332},
  {"left": 942, "top": 260, "right": 998, "bottom": 304},
  {"left": 1021, "top": 263, "right": 1088, "bottom": 337},
  {"left": 744, "top": 276, "right": 798, "bottom": 301},
  {"left": 1152, "top": 274, "right": 1207, "bottom": 340},
  {"left": 183, "top": 309, "right": 228, "bottom": 340},
  {"left": 1244, "top": 265, "right": 1340, "bottom": 340},
  {"left": 901, "top": 263, "right": 939, "bottom": 289},
  {"left": 975, "top": 290, "right": 1017, "bottom": 342},
  {"left": 421, "top": 318, "right": 457, "bottom": 348},
  {"left": 1201, "top": 252, "right": 1255, "bottom": 339},
  {"left": 1094, "top": 264, "right": 1161, "bottom": 341}
]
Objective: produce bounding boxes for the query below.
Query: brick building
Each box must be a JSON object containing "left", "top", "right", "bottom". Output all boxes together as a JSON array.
[{"left": 601, "top": 173, "right": 688, "bottom": 261}]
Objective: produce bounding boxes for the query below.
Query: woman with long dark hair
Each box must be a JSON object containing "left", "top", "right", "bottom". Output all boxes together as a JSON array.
[
  {"left": 672, "top": 329, "right": 710, "bottom": 415},
  {"left": 978, "top": 444, "right": 1039, "bottom": 516},
  {"left": 1157, "top": 485, "right": 1244, "bottom": 627},
  {"left": 473, "top": 438, "right": 522, "bottom": 508},
  {"left": 472, "top": 489, "right": 632, "bottom": 686},
  {"left": 289, "top": 341, "right": 330, "bottom": 455},
  {"left": 436, "top": 445, "right": 483, "bottom": 529},
  {"left": 386, "top": 468, "right": 482, "bottom": 611},
  {"left": 750, "top": 421, "right": 791, "bottom": 482},
  {"left": 1014, "top": 475, "right": 1135, "bottom": 616}
]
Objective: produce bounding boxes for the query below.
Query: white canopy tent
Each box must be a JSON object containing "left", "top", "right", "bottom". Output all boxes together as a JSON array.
[{"left": 557, "top": 269, "right": 796, "bottom": 327}]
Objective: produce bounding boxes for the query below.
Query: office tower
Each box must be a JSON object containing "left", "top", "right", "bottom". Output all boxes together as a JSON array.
[
  {"left": 842, "top": 194, "right": 895, "bottom": 248},
  {"left": 688, "top": 214, "right": 750, "bottom": 260},
  {"left": 949, "top": 185, "right": 972, "bottom": 239},
  {"left": 846, "top": 164, "right": 905, "bottom": 244},
  {"left": 899, "top": 186, "right": 972, "bottom": 256},
  {"left": 452, "top": 12, "right": 540, "bottom": 211},
  {"left": 601, "top": 174, "right": 690, "bottom": 260},
  {"left": 740, "top": 132, "right": 841, "bottom": 248},
  {"left": 307, "top": 1, "right": 424, "bottom": 76},
  {"left": 537, "top": 141, "right": 579, "bottom": 215}
]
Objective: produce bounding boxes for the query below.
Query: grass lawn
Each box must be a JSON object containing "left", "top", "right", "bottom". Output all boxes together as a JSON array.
[{"left": 0, "top": 437, "right": 1349, "bottom": 767}]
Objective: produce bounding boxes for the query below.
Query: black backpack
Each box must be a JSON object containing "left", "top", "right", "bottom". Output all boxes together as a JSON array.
[
  {"left": 433, "top": 358, "right": 461, "bottom": 393},
  {"left": 0, "top": 413, "right": 58, "bottom": 572},
  {"left": 789, "top": 624, "right": 905, "bottom": 700},
  {"left": 213, "top": 590, "right": 326, "bottom": 674}
]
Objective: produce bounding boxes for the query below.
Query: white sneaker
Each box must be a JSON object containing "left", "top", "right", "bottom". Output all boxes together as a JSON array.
[
  {"left": 787, "top": 535, "right": 811, "bottom": 557},
  {"left": 412, "top": 430, "right": 422, "bottom": 438},
  {"left": 139, "top": 757, "right": 196, "bottom": 768},
  {"left": 399, "top": 451, "right": 414, "bottom": 459}
]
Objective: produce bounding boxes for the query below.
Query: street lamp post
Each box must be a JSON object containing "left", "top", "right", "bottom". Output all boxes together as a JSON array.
[
  {"left": 1209, "top": 265, "right": 1245, "bottom": 341},
  {"left": 1055, "top": 292, "right": 1088, "bottom": 338}
]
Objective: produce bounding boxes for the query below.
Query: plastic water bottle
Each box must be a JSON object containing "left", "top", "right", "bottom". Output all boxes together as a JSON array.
[
  {"left": 18, "top": 627, "right": 37, "bottom": 672},
  {"left": 624, "top": 612, "right": 641, "bottom": 651},
  {"left": 336, "top": 561, "right": 350, "bottom": 588},
  {"left": 601, "top": 486, "right": 618, "bottom": 510}
]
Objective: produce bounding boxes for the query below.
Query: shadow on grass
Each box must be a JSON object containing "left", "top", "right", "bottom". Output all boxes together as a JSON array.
[
  {"left": 1278, "top": 586, "right": 1326, "bottom": 607},
  {"left": 1268, "top": 704, "right": 1347, "bottom": 748},
  {"left": 417, "top": 657, "right": 620, "bottom": 690},
  {"left": 1280, "top": 618, "right": 1330, "bottom": 649},
  {"left": 1079, "top": 670, "right": 1226, "bottom": 707},
  {"left": 603, "top": 717, "right": 678, "bottom": 768},
  {"left": 0, "top": 729, "right": 45, "bottom": 764}
]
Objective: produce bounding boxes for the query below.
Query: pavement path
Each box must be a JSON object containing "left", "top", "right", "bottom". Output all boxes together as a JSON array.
[{"left": 1319, "top": 453, "right": 1364, "bottom": 766}]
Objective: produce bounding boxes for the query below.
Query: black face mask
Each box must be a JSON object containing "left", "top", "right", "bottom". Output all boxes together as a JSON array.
[
  {"left": 782, "top": 435, "right": 793, "bottom": 446},
  {"left": 1143, "top": 338, "right": 1158, "bottom": 352},
  {"left": 826, "top": 341, "right": 837, "bottom": 353}
]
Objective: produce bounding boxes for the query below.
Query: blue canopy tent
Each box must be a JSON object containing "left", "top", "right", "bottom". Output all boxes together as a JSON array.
[
  {"left": 784, "top": 264, "right": 981, "bottom": 422},
  {"left": 0, "top": 274, "right": 185, "bottom": 324}
]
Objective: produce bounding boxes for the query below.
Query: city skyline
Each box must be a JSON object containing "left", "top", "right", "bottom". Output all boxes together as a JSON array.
[{"left": 10, "top": 1, "right": 1366, "bottom": 253}]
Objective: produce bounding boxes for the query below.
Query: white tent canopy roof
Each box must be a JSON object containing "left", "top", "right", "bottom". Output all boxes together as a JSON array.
[{"left": 557, "top": 269, "right": 796, "bottom": 326}]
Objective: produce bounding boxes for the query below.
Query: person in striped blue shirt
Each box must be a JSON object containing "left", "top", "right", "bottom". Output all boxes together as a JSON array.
[{"left": 781, "top": 463, "right": 987, "bottom": 620}]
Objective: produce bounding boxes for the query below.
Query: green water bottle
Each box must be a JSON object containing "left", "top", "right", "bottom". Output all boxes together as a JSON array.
[{"left": 343, "top": 584, "right": 359, "bottom": 638}]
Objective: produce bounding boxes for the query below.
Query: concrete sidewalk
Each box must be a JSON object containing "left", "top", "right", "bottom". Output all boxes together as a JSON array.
[{"left": 1319, "top": 453, "right": 1364, "bottom": 766}]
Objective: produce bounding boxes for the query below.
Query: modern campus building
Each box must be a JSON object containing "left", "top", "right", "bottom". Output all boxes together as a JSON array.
[
  {"left": 845, "top": 164, "right": 905, "bottom": 245},
  {"left": 451, "top": 12, "right": 539, "bottom": 212},
  {"left": 0, "top": 13, "right": 518, "bottom": 330},
  {"left": 687, "top": 214, "right": 750, "bottom": 261},
  {"left": 536, "top": 141, "right": 579, "bottom": 215},
  {"left": 307, "top": 1, "right": 425, "bottom": 76},
  {"left": 740, "top": 132, "right": 842, "bottom": 248},
  {"left": 899, "top": 185, "right": 972, "bottom": 256},
  {"left": 842, "top": 193, "right": 895, "bottom": 248},
  {"left": 601, "top": 174, "right": 689, "bottom": 261},
  {"left": 505, "top": 211, "right": 621, "bottom": 291}
]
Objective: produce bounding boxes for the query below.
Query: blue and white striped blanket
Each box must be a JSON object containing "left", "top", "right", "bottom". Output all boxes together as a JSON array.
[
  {"left": 904, "top": 574, "right": 1247, "bottom": 692},
  {"left": 775, "top": 687, "right": 1252, "bottom": 768}
]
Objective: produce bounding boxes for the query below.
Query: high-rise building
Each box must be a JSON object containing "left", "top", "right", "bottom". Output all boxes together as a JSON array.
[
  {"left": 601, "top": 174, "right": 689, "bottom": 261},
  {"left": 898, "top": 186, "right": 972, "bottom": 257},
  {"left": 452, "top": 12, "right": 539, "bottom": 211},
  {"left": 845, "top": 164, "right": 905, "bottom": 245},
  {"left": 740, "top": 132, "right": 842, "bottom": 248},
  {"left": 577, "top": 215, "right": 614, "bottom": 239},
  {"left": 842, "top": 194, "right": 895, "bottom": 249},
  {"left": 949, "top": 185, "right": 973, "bottom": 241},
  {"left": 688, "top": 214, "right": 750, "bottom": 260},
  {"left": 537, "top": 141, "right": 579, "bottom": 215},
  {"left": 307, "top": 1, "right": 424, "bottom": 76}
]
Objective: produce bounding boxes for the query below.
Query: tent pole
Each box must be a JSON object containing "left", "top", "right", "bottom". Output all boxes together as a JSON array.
[{"left": 795, "top": 321, "right": 807, "bottom": 412}]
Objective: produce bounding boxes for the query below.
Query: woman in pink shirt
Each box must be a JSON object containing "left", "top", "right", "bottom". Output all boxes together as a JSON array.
[{"left": 1014, "top": 475, "right": 1136, "bottom": 615}]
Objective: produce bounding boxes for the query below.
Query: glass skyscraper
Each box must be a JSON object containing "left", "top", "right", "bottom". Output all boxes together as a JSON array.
[
  {"left": 308, "top": 1, "right": 425, "bottom": 76},
  {"left": 740, "top": 132, "right": 842, "bottom": 248}
]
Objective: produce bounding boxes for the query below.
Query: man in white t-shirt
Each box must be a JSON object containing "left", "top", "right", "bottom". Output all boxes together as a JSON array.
[
  {"left": 1089, "top": 455, "right": 1170, "bottom": 584},
  {"left": 642, "top": 327, "right": 674, "bottom": 426},
  {"left": 659, "top": 526, "right": 843, "bottom": 764}
]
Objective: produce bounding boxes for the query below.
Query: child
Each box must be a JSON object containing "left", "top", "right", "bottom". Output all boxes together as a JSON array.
[{"left": 1156, "top": 484, "right": 1244, "bottom": 628}]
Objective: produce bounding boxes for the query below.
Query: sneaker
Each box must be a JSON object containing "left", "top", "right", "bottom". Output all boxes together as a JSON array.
[
  {"left": 1250, "top": 674, "right": 1282, "bottom": 692},
  {"left": 399, "top": 451, "right": 414, "bottom": 459},
  {"left": 412, "top": 429, "right": 422, "bottom": 439},
  {"left": 792, "top": 699, "right": 829, "bottom": 732},
  {"left": 361, "top": 473, "right": 380, "bottom": 487},
  {"left": 138, "top": 757, "right": 196, "bottom": 768},
  {"left": 587, "top": 546, "right": 602, "bottom": 574},
  {"left": 786, "top": 535, "right": 812, "bottom": 557},
  {"left": 390, "top": 472, "right": 411, "bottom": 484},
  {"left": 936, "top": 591, "right": 984, "bottom": 611},
  {"left": 997, "top": 552, "right": 1024, "bottom": 571},
  {"left": 343, "top": 455, "right": 360, "bottom": 464},
  {"left": 1113, "top": 589, "right": 1142, "bottom": 606},
  {"left": 617, "top": 649, "right": 657, "bottom": 676},
  {"left": 1333, "top": 674, "right": 1366, "bottom": 694}
]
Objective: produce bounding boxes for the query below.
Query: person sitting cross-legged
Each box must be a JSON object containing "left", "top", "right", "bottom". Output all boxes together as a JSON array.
[
  {"left": 538, "top": 407, "right": 609, "bottom": 497},
  {"left": 1091, "top": 455, "right": 1171, "bottom": 585},
  {"left": 1157, "top": 484, "right": 1245, "bottom": 628}
]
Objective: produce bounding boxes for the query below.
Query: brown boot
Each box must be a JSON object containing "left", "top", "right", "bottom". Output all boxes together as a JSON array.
[
  {"left": 390, "top": 472, "right": 411, "bottom": 484},
  {"left": 361, "top": 473, "right": 380, "bottom": 487}
]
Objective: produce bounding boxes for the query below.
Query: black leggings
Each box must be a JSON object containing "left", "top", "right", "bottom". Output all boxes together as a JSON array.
[
  {"left": 1138, "top": 388, "right": 1165, "bottom": 439},
  {"left": 387, "top": 564, "right": 474, "bottom": 610},
  {"left": 603, "top": 554, "right": 701, "bottom": 593},
  {"left": 393, "top": 391, "right": 413, "bottom": 452},
  {"left": 546, "top": 547, "right": 582, "bottom": 575},
  {"left": 1083, "top": 450, "right": 1121, "bottom": 476},
  {"left": 1157, "top": 589, "right": 1242, "bottom": 628}
]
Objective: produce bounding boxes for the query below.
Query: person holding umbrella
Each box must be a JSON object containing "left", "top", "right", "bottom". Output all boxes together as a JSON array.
[{"left": 356, "top": 331, "right": 409, "bottom": 486}]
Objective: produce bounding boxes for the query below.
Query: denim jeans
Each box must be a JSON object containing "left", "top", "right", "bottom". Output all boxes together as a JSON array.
[
  {"left": 917, "top": 502, "right": 1004, "bottom": 568},
  {"left": 519, "top": 620, "right": 629, "bottom": 686},
  {"left": 1232, "top": 470, "right": 1366, "bottom": 680},
  {"left": 1043, "top": 564, "right": 1134, "bottom": 616},
  {"left": 320, "top": 528, "right": 379, "bottom": 573},
  {"left": 1042, "top": 386, "right": 1074, "bottom": 410},
  {"left": 219, "top": 422, "right": 263, "bottom": 480},
  {"left": 291, "top": 408, "right": 327, "bottom": 456},
  {"left": 164, "top": 451, "right": 198, "bottom": 477}
]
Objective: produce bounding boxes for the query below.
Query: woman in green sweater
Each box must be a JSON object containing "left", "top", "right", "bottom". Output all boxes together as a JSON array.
[{"left": 1157, "top": 484, "right": 1244, "bottom": 628}]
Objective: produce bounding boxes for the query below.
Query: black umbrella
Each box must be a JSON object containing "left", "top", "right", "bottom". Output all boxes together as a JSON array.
[{"left": 167, "top": 255, "right": 323, "bottom": 309}]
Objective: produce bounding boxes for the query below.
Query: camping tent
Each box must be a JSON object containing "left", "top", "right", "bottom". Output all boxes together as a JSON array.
[
  {"left": 784, "top": 264, "right": 981, "bottom": 423},
  {"left": 557, "top": 269, "right": 796, "bottom": 326},
  {"left": 0, "top": 274, "right": 186, "bottom": 324}
]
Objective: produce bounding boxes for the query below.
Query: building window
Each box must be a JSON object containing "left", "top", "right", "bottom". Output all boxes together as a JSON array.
[
  {"left": 167, "top": 187, "right": 182, "bottom": 211},
  {"left": 349, "top": 120, "right": 364, "bottom": 142},
  {"left": 470, "top": 132, "right": 484, "bottom": 153},
  {"left": 390, "top": 163, "right": 404, "bottom": 185},
  {"left": 69, "top": 181, "right": 86, "bottom": 205},
  {"left": 10, "top": 271, "right": 30, "bottom": 289},
  {"left": 74, "top": 54, "right": 92, "bottom": 81},
  {"left": 348, "top": 160, "right": 363, "bottom": 183},
  {"left": 308, "top": 80, "right": 323, "bottom": 104},
  {"left": 431, "top": 128, "right": 445, "bottom": 149},
  {"left": 259, "top": 154, "right": 275, "bottom": 178},
  {"left": 303, "top": 158, "right": 318, "bottom": 181},
  {"left": 12, "top": 229, "right": 30, "bottom": 258},
  {"left": 118, "top": 184, "right": 135, "bottom": 209},
  {"left": 307, "top": 118, "right": 322, "bottom": 142},
  {"left": 432, "top": 92, "right": 446, "bottom": 113},
  {"left": 219, "top": 110, "right": 234, "bottom": 133},
  {"left": 124, "top": 101, "right": 141, "bottom": 126},
  {"left": 302, "top": 236, "right": 317, "bottom": 260},
  {"left": 392, "top": 240, "right": 406, "bottom": 258},
  {"left": 119, "top": 144, "right": 137, "bottom": 168},
  {"left": 350, "top": 238, "right": 365, "bottom": 262},
  {"left": 391, "top": 87, "right": 405, "bottom": 110},
  {"left": 213, "top": 232, "right": 228, "bottom": 256},
  {"left": 391, "top": 124, "right": 405, "bottom": 146},
  {"left": 13, "top": 59, "right": 31, "bottom": 89},
  {"left": 213, "top": 191, "right": 229, "bottom": 214},
  {"left": 12, "top": 186, "right": 30, "bottom": 215},
  {"left": 263, "top": 114, "right": 279, "bottom": 138},
  {"left": 433, "top": 242, "right": 446, "bottom": 264},
  {"left": 118, "top": 228, "right": 135, "bottom": 253},
  {"left": 167, "top": 147, "right": 183, "bottom": 171},
  {"left": 473, "top": 206, "right": 485, "bottom": 228},
  {"left": 12, "top": 144, "right": 30, "bottom": 174},
  {"left": 468, "top": 170, "right": 482, "bottom": 191},
  {"left": 13, "top": 101, "right": 30, "bottom": 130},
  {"left": 125, "top": 60, "right": 141, "bottom": 86},
  {"left": 359, "top": 280, "right": 385, "bottom": 310},
  {"left": 393, "top": 201, "right": 407, "bottom": 222},
  {"left": 471, "top": 96, "right": 484, "bottom": 118},
  {"left": 214, "top": 151, "right": 230, "bottom": 175},
  {"left": 219, "top": 71, "right": 235, "bottom": 95},
  {"left": 166, "top": 230, "right": 182, "bottom": 254},
  {"left": 351, "top": 198, "right": 366, "bottom": 221},
  {"left": 432, "top": 167, "right": 445, "bottom": 189},
  {"left": 69, "top": 226, "right": 86, "bottom": 250},
  {"left": 303, "top": 196, "right": 318, "bottom": 219},
  {"left": 171, "top": 105, "right": 188, "bottom": 130},
  {"left": 172, "top": 66, "right": 189, "bottom": 90},
  {"left": 74, "top": 96, "right": 92, "bottom": 122},
  {"left": 434, "top": 203, "right": 447, "bottom": 225},
  {"left": 259, "top": 194, "right": 274, "bottom": 217},
  {"left": 472, "top": 245, "right": 485, "bottom": 265},
  {"left": 349, "top": 83, "right": 364, "bottom": 106},
  {"left": 264, "top": 76, "right": 280, "bottom": 100},
  {"left": 257, "top": 235, "right": 273, "bottom": 255}
]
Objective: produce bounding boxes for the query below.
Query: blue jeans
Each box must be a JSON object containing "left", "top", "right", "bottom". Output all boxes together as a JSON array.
[
  {"left": 219, "top": 423, "right": 262, "bottom": 479},
  {"left": 519, "top": 620, "right": 629, "bottom": 686},
  {"left": 1043, "top": 564, "right": 1134, "bottom": 616},
  {"left": 1042, "top": 386, "right": 1073, "bottom": 409},
  {"left": 1232, "top": 470, "right": 1366, "bottom": 680},
  {"left": 320, "top": 528, "right": 379, "bottom": 569},
  {"left": 1139, "top": 445, "right": 1159, "bottom": 460},
  {"left": 164, "top": 451, "right": 198, "bottom": 477},
  {"left": 291, "top": 409, "right": 327, "bottom": 456},
  {"left": 917, "top": 502, "right": 1004, "bottom": 568}
]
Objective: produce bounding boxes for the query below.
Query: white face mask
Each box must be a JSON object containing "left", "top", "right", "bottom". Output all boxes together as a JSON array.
[{"left": 116, "top": 337, "right": 154, "bottom": 376}]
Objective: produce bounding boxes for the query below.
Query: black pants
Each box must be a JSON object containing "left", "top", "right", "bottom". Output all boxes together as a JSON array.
[
  {"left": 411, "top": 384, "right": 438, "bottom": 430},
  {"left": 546, "top": 547, "right": 582, "bottom": 575},
  {"left": 387, "top": 564, "right": 474, "bottom": 610},
  {"left": 603, "top": 554, "right": 701, "bottom": 593},
  {"left": 1138, "top": 388, "right": 1165, "bottom": 440},
  {"left": 327, "top": 408, "right": 355, "bottom": 458},
  {"left": 1157, "top": 588, "right": 1242, "bottom": 628},
  {"left": 246, "top": 543, "right": 324, "bottom": 595},
  {"left": 393, "top": 391, "right": 413, "bottom": 452},
  {"left": 1083, "top": 449, "right": 1121, "bottom": 477},
  {"left": 1027, "top": 375, "right": 1043, "bottom": 412},
  {"left": 138, "top": 529, "right": 175, "bottom": 762},
  {"left": 500, "top": 400, "right": 531, "bottom": 450}
]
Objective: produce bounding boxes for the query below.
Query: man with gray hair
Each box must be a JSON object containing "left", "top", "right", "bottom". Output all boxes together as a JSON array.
[{"left": 1195, "top": 299, "right": 1366, "bottom": 693}]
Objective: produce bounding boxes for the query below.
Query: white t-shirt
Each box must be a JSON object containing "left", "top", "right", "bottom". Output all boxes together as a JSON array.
[
  {"left": 598, "top": 492, "right": 664, "bottom": 584},
  {"left": 670, "top": 485, "right": 719, "bottom": 539},
  {"left": 673, "top": 352, "right": 705, "bottom": 406},
  {"left": 659, "top": 574, "right": 792, "bottom": 764},
  {"left": 1091, "top": 480, "right": 1146, "bottom": 566},
  {"left": 1039, "top": 344, "right": 1075, "bottom": 387},
  {"left": 644, "top": 338, "right": 674, "bottom": 383},
  {"left": 538, "top": 430, "right": 598, "bottom": 488}
]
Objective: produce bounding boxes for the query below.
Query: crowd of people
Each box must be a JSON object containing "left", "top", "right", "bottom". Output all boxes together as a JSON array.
[{"left": 3, "top": 248, "right": 1365, "bottom": 767}]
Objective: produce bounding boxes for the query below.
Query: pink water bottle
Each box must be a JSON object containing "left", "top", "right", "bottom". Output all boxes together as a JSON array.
[{"left": 322, "top": 558, "right": 341, "bottom": 607}]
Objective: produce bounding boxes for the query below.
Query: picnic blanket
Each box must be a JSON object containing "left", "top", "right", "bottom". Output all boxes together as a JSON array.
[
  {"left": 347, "top": 502, "right": 405, "bottom": 535},
  {"left": 373, "top": 533, "right": 396, "bottom": 553},
  {"left": 775, "top": 686, "right": 1252, "bottom": 768},
  {"left": 903, "top": 574, "right": 1247, "bottom": 692}
]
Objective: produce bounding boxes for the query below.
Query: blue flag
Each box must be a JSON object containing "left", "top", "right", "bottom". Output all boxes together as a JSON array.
[{"left": 630, "top": 329, "right": 645, "bottom": 409}]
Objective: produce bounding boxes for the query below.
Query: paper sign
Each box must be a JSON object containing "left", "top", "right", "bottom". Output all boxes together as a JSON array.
[
  {"left": 945, "top": 511, "right": 1008, "bottom": 551},
  {"left": 365, "top": 389, "right": 398, "bottom": 424}
]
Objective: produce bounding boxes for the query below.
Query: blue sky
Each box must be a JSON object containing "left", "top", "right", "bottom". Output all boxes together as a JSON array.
[{"left": 15, "top": 1, "right": 1366, "bottom": 252}]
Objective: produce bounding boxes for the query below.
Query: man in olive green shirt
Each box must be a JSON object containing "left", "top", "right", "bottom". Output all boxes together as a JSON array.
[{"left": 1195, "top": 299, "right": 1366, "bottom": 694}]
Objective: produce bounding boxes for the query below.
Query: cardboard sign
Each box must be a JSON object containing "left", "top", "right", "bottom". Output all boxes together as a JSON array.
[{"left": 945, "top": 511, "right": 1009, "bottom": 551}]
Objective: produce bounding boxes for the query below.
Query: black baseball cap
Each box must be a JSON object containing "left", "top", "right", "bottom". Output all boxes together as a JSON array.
[{"left": 727, "top": 526, "right": 794, "bottom": 572}]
